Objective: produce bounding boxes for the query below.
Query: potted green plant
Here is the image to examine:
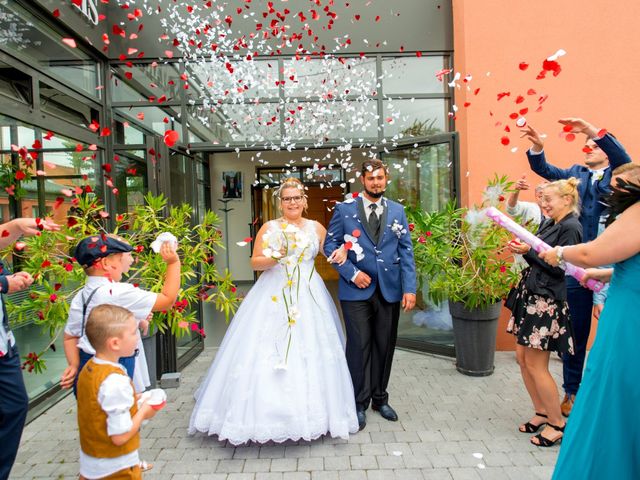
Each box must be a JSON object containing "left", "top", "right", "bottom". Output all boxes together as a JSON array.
[
  {"left": 2, "top": 191, "right": 239, "bottom": 376},
  {"left": 406, "top": 176, "right": 519, "bottom": 376}
]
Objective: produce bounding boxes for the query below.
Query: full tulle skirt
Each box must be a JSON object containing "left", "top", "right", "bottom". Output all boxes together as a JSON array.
[{"left": 188, "top": 265, "right": 359, "bottom": 445}]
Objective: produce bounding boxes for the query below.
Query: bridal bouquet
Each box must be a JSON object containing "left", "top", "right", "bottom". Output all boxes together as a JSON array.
[
  {"left": 261, "top": 222, "right": 312, "bottom": 266},
  {"left": 262, "top": 222, "right": 315, "bottom": 367}
]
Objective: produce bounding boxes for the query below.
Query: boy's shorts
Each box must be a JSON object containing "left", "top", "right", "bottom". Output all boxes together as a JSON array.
[{"left": 81, "top": 464, "right": 141, "bottom": 479}]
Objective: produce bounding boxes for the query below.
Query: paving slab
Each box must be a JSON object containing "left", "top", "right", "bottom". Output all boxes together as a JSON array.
[{"left": 12, "top": 350, "right": 562, "bottom": 479}]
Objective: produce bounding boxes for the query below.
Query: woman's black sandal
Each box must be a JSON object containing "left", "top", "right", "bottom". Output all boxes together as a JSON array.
[
  {"left": 531, "top": 422, "right": 565, "bottom": 447},
  {"left": 519, "top": 412, "right": 548, "bottom": 433}
]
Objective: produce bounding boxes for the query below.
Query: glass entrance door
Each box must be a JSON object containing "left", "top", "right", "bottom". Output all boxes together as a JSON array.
[{"left": 381, "top": 133, "right": 458, "bottom": 356}]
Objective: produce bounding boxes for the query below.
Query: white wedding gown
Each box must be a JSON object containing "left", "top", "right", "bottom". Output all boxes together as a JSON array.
[{"left": 188, "top": 220, "right": 359, "bottom": 445}]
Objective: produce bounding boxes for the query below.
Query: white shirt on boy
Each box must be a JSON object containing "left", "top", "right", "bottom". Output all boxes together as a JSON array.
[{"left": 65, "top": 276, "right": 157, "bottom": 392}]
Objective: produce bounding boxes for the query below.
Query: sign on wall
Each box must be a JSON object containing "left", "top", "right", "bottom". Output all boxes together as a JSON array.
[{"left": 71, "top": 0, "right": 99, "bottom": 26}]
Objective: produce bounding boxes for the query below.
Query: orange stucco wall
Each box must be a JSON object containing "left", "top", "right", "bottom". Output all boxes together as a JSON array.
[{"left": 452, "top": 0, "right": 640, "bottom": 350}]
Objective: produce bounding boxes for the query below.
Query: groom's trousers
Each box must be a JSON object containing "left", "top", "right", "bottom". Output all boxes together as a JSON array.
[{"left": 341, "top": 287, "right": 400, "bottom": 411}]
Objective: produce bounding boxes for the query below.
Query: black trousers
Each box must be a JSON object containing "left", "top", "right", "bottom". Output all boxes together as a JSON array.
[
  {"left": 563, "top": 283, "right": 593, "bottom": 395},
  {"left": 341, "top": 288, "right": 400, "bottom": 411},
  {"left": 0, "top": 346, "right": 28, "bottom": 480}
]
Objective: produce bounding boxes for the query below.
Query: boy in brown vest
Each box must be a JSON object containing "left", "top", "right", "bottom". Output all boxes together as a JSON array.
[{"left": 77, "top": 304, "right": 159, "bottom": 479}]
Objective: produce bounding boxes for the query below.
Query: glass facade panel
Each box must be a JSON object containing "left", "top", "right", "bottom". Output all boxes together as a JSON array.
[
  {"left": 383, "top": 143, "right": 452, "bottom": 211},
  {"left": 383, "top": 142, "right": 455, "bottom": 352},
  {"left": 0, "top": 126, "right": 9, "bottom": 150},
  {"left": 257, "top": 168, "right": 299, "bottom": 185},
  {"left": 303, "top": 165, "right": 344, "bottom": 184},
  {"left": 186, "top": 105, "right": 232, "bottom": 144},
  {"left": 115, "top": 105, "right": 181, "bottom": 137},
  {"left": 38, "top": 130, "right": 83, "bottom": 150},
  {"left": 167, "top": 152, "right": 203, "bottom": 357},
  {"left": 112, "top": 64, "right": 182, "bottom": 103},
  {"left": 189, "top": 59, "right": 279, "bottom": 103},
  {"left": 284, "top": 100, "right": 378, "bottom": 140},
  {"left": 282, "top": 57, "right": 377, "bottom": 98},
  {"left": 0, "top": 59, "right": 32, "bottom": 104},
  {"left": 0, "top": 1, "right": 99, "bottom": 97},
  {"left": 124, "top": 124, "right": 145, "bottom": 145},
  {"left": 219, "top": 103, "right": 281, "bottom": 143},
  {"left": 188, "top": 128, "right": 205, "bottom": 144},
  {"left": 112, "top": 154, "right": 147, "bottom": 213},
  {"left": 17, "top": 125, "right": 35, "bottom": 147},
  {"left": 383, "top": 99, "right": 447, "bottom": 138},
  {"left": 382, "top": 56, "right": 448, "bottom": 95},
  {"left": 40, "top": 82, "right": 96, "bottom": 130},
  {"left": 111, "top": 74, "right": 147, "bottom": 103},
  {"left": 0, "top": 112, "right": 102, "bottom": 399}
]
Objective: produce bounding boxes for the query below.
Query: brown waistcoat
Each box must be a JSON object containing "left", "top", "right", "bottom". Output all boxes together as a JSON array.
[{"left": 77, "top": 359, "right": 140, "bottom": 458}]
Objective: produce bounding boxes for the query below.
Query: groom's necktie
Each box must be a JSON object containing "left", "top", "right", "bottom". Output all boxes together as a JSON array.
[{"left": 368, "top": 203, "right": 380, "bottom": 243}]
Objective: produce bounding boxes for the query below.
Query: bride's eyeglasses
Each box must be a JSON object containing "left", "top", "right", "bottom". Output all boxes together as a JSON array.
[{"left": 281, "top": 195, "right": 304, "bottom": 204}]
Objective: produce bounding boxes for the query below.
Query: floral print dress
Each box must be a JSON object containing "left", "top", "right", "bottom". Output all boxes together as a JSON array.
[{"left": 507, "top": 268, "right": 575, "bottom": 354}]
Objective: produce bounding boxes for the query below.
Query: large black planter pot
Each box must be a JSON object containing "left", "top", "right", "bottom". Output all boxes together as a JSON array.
[
  {"left": 449, "top": 300, "right": 502, "bottom": 377},
  {"left": 141, "top": 332, "right": 157, "bottom": 388}
]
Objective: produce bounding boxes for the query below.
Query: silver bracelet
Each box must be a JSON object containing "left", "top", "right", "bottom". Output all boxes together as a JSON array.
[{"left": 556, "top": 246, "right": 566, "bottom": 268}]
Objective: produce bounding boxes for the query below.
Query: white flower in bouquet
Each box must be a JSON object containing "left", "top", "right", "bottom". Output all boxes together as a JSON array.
[
  {"left": 261, "top": 229, "right": 285, "bottom": 259},
  {"left": 288, "top": 305, "right": 300, "bottom": 325}
]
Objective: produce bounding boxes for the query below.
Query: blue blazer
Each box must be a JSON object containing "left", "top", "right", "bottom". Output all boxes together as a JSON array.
[
  {"left": 324, "top": 195, "right": 417, "bottom": 303},
  {"left": 527, "top": 133, "right": 631, "bottom": 243}
]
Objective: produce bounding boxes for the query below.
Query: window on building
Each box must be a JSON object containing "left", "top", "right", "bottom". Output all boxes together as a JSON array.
[
  {"left": 0, "top": 113, "right": 103, "bottom": 400},
  {"left": 0, "top": 2, "right": 99, "bottom": 98}
]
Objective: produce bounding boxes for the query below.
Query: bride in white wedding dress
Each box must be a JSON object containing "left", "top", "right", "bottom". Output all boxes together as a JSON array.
[{"left": 188, "top": 178, "right": 359, "bottom": 445}]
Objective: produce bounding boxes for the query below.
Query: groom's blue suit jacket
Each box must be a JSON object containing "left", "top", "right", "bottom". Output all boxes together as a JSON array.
[{"left": 324, "top": 195, "right": 417, "bottom": 303}]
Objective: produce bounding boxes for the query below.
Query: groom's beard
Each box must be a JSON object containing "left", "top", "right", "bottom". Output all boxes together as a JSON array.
[{"left": 364, "top": 187, "right": 385, "bottom": 199}]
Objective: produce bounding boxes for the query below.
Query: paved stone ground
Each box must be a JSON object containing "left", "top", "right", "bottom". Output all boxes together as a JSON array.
[{"left": 12, "top": 349, "right": 564, "bottom": 480}]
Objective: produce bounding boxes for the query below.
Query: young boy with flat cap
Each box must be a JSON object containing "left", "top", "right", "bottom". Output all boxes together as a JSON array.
[{"left": 61, "top": 234, "right": 180, "bottom": 394}]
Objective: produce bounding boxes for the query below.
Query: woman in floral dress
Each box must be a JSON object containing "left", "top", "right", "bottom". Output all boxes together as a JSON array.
[{"left": 505, "top": 178, "right": 581, "bottom": 447}]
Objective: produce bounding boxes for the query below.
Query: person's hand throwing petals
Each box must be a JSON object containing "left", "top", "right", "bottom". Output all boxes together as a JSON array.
[
  {"left": 519, "top": 125, "right": 545, "bottom": 152},
  {"left": 16, "top": 218, "right": 60, "bottom": 236},
  {"left": 6, "top": 272, "right": 34, "bottom": 294},
  {"left": 515, "top": 175, "right": 530, "bottom": 191},
  {"left": 557, "top": 118, "right": 599, "bottom": 138},
  {"left": 159, "top": 241, "right": 179, "bottom": 265}
]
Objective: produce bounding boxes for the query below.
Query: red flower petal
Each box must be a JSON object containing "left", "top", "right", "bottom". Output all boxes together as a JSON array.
[
  {"left": 62, "top": 38, "right": 77, "bottom": 48},
  {"left": 163, "top": 130, "right": 179, "bottom": 147}
]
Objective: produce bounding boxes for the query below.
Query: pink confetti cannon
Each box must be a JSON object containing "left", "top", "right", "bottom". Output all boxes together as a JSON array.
[{"left": 485, "top": 207, "right": 604, "bottom": 292}]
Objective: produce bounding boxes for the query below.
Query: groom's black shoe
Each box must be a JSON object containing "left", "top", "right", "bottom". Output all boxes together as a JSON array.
[
  {"left": 356, "top": 410, "right": 366, "bottom": 431},
  {"left": 373, "top": 403, "right": 398, "bottom": 422}
]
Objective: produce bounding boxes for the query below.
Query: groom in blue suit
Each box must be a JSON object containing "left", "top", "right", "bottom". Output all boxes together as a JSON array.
[{"left": 325, "top": 159, "right": 416, "bottom": 430}]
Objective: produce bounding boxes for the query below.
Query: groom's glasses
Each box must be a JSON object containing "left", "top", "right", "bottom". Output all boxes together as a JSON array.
[{"left": 281, "top": 195, "right": 304, "bottom": 204}]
